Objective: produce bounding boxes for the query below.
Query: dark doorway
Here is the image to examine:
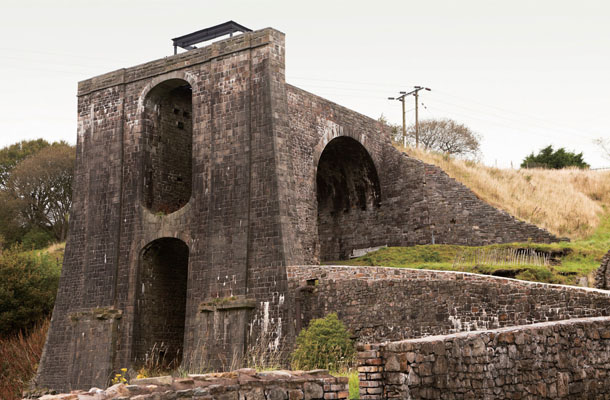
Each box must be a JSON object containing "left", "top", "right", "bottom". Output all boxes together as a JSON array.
[
  {"left": 133, "top": 238, "right": 189, "bottom": 369},
  {"left": 316, "top": 136, "right": 381, "bottom": 261},
  {"left": 142, "top": 79, "right": 193, "bottom": 214}
]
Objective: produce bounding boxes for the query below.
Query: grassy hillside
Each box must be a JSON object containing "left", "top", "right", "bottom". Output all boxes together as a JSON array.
[
  {"left": 337, "top": 146, "right": 610, "bottom": 286},
  {"left": 401, "top": 145, "right": 610, "bottom": 240}
]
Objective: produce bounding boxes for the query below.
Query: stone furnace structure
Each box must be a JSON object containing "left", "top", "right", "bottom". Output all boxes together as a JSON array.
[{"left": 36, "top": 27, "right": 560, "bottom": 391}]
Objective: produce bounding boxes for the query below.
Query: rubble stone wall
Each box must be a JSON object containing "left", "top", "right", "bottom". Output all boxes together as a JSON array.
[
  {"left": 594, "top": 250, "right": 610, "bottom": 290},
  {"left": 357, "top": 316, "right": 610, "bottom": 399},
  {"left": 29, "top": 369, "right": 348, "bottom": 400},
  {"left": 287, "top": 265, "right": 610, "bottom": 344}
]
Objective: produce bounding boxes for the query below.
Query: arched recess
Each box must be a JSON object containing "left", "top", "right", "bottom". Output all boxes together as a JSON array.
[
  {"left": 142, "top": 78, "right": 193, "bottom": 214},
  {"left": 133, "top": 238, "right": 189, "bottom": 368},
  {"left": 316, "top": 136, "right": 382, "bottom": 261}
]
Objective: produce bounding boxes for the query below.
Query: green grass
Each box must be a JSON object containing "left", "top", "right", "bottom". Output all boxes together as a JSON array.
[
  {"left": 335, "top": 370, "right": 359, "bottom": 399},
  {"left": 331, "top": 212, "right": 610, "bottom": 286}
]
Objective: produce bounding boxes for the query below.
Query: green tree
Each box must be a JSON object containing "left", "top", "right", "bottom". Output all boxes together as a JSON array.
[
  {"left": 0, "top": 246, "right": 60, "bottom": 336},
  {"left": 521, "top": 145, "right": 589, "bottom": 169},
  {"left": 0, "top": 139, "right": 50, "bottom": 189},
  {"left": 291, "top": 313, "right": 355, "bottom": 371}
]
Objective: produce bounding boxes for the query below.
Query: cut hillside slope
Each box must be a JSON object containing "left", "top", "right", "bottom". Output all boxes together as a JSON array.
[{"left": 400, "top": 145, "right": 610, "bottom": 240}]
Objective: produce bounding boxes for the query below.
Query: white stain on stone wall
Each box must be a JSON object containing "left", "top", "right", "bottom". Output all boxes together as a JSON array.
[
  {"left": 317, "top": 118, "right": 344, "bottom": 146},
  {"left": 262, "top": 301, "right": 270, "bottom": 333}
]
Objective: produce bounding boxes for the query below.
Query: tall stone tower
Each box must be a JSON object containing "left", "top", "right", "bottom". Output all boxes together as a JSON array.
[{"left": 36, "top": 26, "right": 558, "bottom": 391}]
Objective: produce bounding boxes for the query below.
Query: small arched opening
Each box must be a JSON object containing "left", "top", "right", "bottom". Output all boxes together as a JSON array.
[
  {"left": 142, "top": 78, "right": 193, "bottom": 214},
  {"left": 133, "top": 238, "right": 189, "bottom": 369},
  {"left": 316, "top": 136, "right": 381, "bottom": 261}
]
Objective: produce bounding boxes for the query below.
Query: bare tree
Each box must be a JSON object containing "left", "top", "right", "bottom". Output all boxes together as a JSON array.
[
  {"left": 5, "top": 144, "right": 75, "bottom": 242},
  {"left": 406, "top": 118, "right": 480, "bottom": 158},
  {"left": 594, "top": 137, "right": 610, "bottom": 161}
]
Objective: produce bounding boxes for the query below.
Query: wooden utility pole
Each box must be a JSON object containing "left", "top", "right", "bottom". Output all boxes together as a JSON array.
[
  {"left": 415, "top": 90, "right": 420, "bottom": 148},
  {"left": 388, "top": 91, "right": 408, "bottom": 147},
  {"left": 389, "top": 86, "right": 431, "bottom": 148},
  {"left": 401, "top": 94, "right": 407, "bottom": 148}
]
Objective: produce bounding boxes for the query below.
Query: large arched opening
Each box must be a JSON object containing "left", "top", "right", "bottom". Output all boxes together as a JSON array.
[
  {"left": 133, "top": 238, "right": 189, "bottom": 369},
  {"left": 142, "top": 78, "right": 193, "bottom": 214},
  {"left": 316, "top": 136, "right": 381, "bottom": 261}
]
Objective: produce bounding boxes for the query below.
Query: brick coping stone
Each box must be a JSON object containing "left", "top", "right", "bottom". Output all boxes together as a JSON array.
[
  {"left": 380, "top": 315, "right": 610, "bottom": 347},
  {"left": 288, "top": 264, "right": 610, "bottom": 295}
]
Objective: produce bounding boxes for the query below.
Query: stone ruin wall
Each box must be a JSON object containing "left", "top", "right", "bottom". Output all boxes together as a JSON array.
[
  {"left": 27, "top": 370, "right": 348, "bottom": 400},
  {"left": 595, "top": 250, "right": 610, "bottom": 290},
  {"left": 287, "top": 265, "right": 610, "bottom": 345},
  {"left": 358, "top": 317, "right": 610, "bottom": 399}
]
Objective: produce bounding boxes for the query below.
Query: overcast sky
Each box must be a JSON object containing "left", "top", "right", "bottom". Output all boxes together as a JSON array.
[{"left": 1, "top": 0, "right": 608, "bottom": 168}]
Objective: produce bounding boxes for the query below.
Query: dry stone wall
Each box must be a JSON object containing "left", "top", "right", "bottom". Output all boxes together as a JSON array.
[
  {"left": 357, "top": 316, "right": 610, "bottom": 399},
  {"left": 27, "top": 369, "right": 348, "bottom": 400},
  {"left": 594, "top": 250, "right": 610, "bottom": 290},
  {"left": 287, "top": 265, "right": 610, "bottom": 344}
]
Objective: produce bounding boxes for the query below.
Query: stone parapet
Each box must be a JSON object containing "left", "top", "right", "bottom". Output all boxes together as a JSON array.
[
  {"left": 288, "top": 265, "right": 610, "bottom": 345},
  {"left": 358, "top": 316, "right": 610, "bottom": 399}
]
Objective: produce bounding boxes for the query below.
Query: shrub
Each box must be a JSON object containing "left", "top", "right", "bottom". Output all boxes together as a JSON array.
[
  {"left": 521, "top": 145, "right": 589, "bottom": 169},
  {"left": 0, "top": 318, "right": 49, "bottom": 400},
  {"left": 291, "top": 313, "right": 355, "bottom": 371},
  {"left": 21, "top": 227, "right": 54, "bottom": 250},
  {"left": 0, "top": 246, "right": 60, "bottom": 336}
]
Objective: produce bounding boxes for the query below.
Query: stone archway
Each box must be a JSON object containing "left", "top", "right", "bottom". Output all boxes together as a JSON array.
[
  {"left": 133, "top": 237, "right": 189, "bottom": 368},
  {"left": 142, "top": 78, "right": 193, "bottom": 215},
  {"left": 316, "top": 136, "right": 381, "bottom": 261}
]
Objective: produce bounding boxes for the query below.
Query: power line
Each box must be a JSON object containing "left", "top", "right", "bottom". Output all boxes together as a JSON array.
[
  {"left": 388, "top": 86, "right": 431, "bottom": 148},
  {"left": 292, "top": 75, "right": 606, "bottom": 141}
]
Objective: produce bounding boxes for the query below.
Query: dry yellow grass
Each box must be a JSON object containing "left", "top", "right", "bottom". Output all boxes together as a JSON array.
[{"left": 400, "top": 145, "right": 610, "bottom": 239}]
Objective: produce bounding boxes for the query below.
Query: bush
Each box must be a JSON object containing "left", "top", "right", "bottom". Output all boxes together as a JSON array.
[
  {"left": 291, "top": 313, "right": 355, "bottom": 371},
  {"left": 521, "top": 145, "right": 589, "bottom": 169},
  {"left": 21, "top": 227, "right": 54, "bottom": 250},
  {"left": 0, "top": 246, "right": 60, "bottom": 336}
]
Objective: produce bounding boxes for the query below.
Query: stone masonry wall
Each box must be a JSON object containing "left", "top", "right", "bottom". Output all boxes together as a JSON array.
[
  {"left": 287, "top": 265, "right": 610, "bottom": 345},
  {"left": 595, "top": 250, "right": 610, "bottom": 290},
  {"left": 286, "top": 85, "right": 559, "bottom": 265},
  {"left": 37, "top": 28, "right": 294, "bottom": 391},
  {"left": 423, "top": 164, "right": 561, "bottom": 245},
  {"left": 358, "top": 316, "right": 610, "bottom": 399}
]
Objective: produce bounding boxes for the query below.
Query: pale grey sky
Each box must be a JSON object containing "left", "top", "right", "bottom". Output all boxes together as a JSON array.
[{"left": 1, "top": 0, "right": 608, "bottom": 168}]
